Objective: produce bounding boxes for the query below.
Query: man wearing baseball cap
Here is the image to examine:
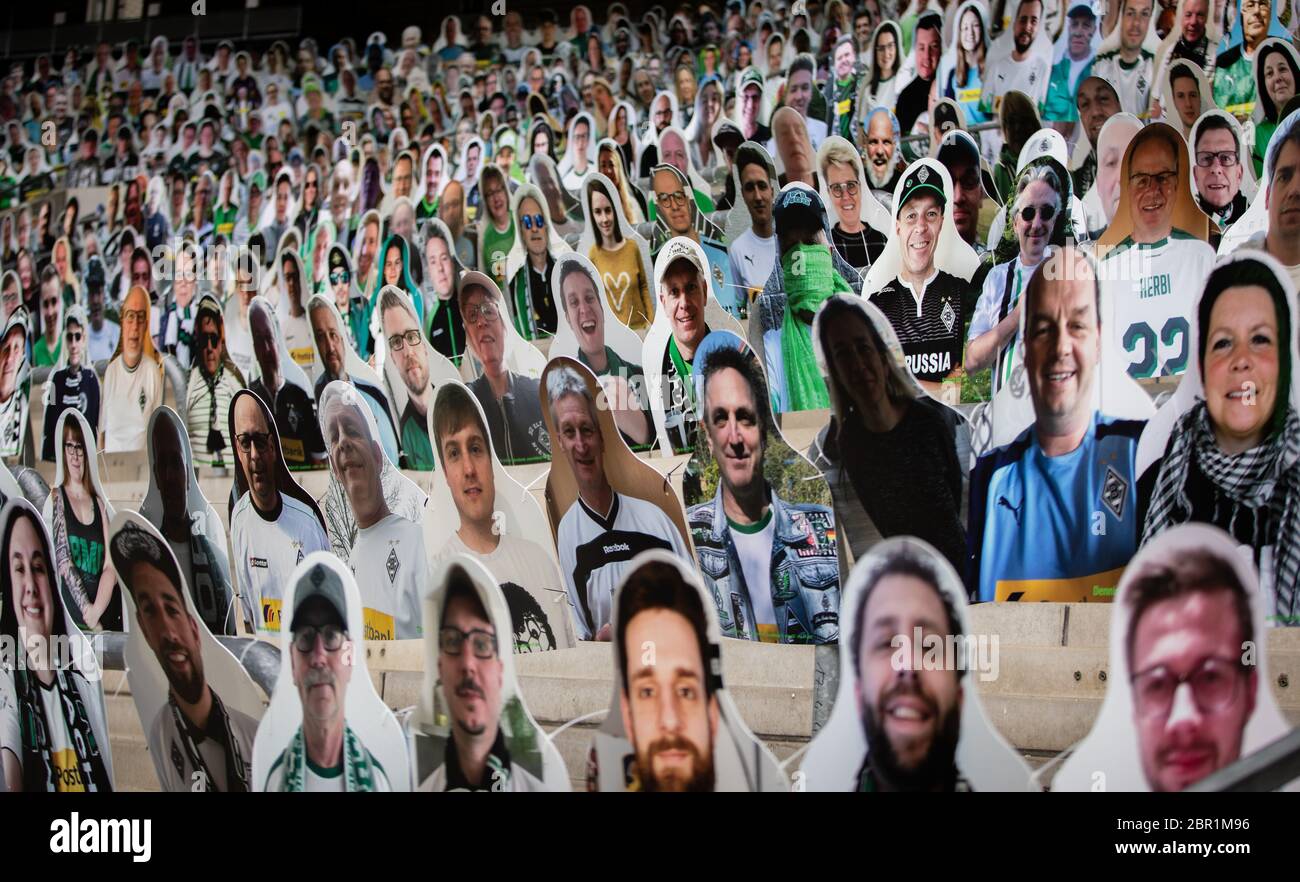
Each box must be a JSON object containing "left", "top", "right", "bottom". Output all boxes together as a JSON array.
[
  {"left": 263, "top": 560, "right": 391, "bottom": 791},
  {"left": 868, "top": 164, "right": 969, "bottom": 392},
  {"left": 656, "top": 238, "right": 716, "bottom": 453},
  {"left": 736, "top": 67, "right": 771, "bottom": 144}
]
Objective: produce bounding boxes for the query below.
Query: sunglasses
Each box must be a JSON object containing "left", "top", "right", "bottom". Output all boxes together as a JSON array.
[
  {"left": 1018, "top": 203, "right": 1057, "bottom": 224},
  {"left": 521, "top": 213, "right": 545, "bottom": 230},
  {"left": 65, "top": 330, "right": 83, "bottom": 342},
  {"left": 329, "top": 269, "right": 350, "bottom": 284},
  {"left": 196, "top": 331, "right": 221, "bottom": 350}
]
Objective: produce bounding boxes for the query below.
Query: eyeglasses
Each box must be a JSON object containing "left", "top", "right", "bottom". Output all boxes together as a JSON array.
[
  {"left": 1130, "top": 656, "right": 1246, "bottom": 719},
  {"left": 439, "top": 625, "right": 497, "bottom": 659},
  {"left": 292, "top": 624, "right": 347, "bottom": 654},
  {"left": 1129, "top": 169, "right": 1178, "bottom": 191},
  {"left": 521, "top": 213, "right": 545, "bottom": 230},
  {"left": 828, "top": 180, "right": 859, "bottom": 198},
  {"left": 65, "top": 330, "right": 83, "bottom": 342},
  {"left": 235, "top": 430, "right": 272, "bottom": 453},
  {"left": 655, "top": 190, "right": 689, "bottom": 208},
  {"left": 387, "top": 329, "right": 423, "bottom": 352},
  {"left": 1195, "top": 150, "right": 1239, "bottom": 168},
  {"left": 463, "top": 301, "right": 500, "bottom": 325},
  {"left": 196, "top": 331, "right": 221, "bottom": 350},
  {"left": 329, "top": 269, "right": 350, "bottom": 284},
  {"left": 1018, "top": 203, "right": 1058, "bottom": 224},
  {"left": 63, "top": 440, "right": 85, "bottom": 458},
  {"left": 122, "top": 308, "right": 147, "bottom": 324}
]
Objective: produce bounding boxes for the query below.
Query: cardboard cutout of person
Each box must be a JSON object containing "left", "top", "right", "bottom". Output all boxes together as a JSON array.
[
  {"left": 109, "top": 512, "right": 264, "bottom": 792},
  {"left": 588, "top": 549, "right": 785, "bottom": 791},
  {"left": 139, "top": 406, "right": 237, "bottom": 635},
  {"left": 0, "top": 306, "right": 30, "bottom": 461},
  {"left": 1053, "top": 524, "right": 1296, "bottom": 791},
  {"left": 1189, "top": 108, "right": 1256, "bottom": 233},
  {"left": 246, "top": 295, "right": 328, "bottom": 468},
  {"left": 542, "top": 357, "right": 695, "bottom": 641},
  {"left": 412, "top": 555, "right": 572, "bottom": 790},
  {"left": 425, "top": 381, "right": 577, "bottom": 651},
  {"left": 42, "top": 409, "right": 121, "bottom": 633},
  {"left": 684, "top": 330, "right": 843, "bottom": 644},
  {"left": 0, "top": 498, "right": 115, "bottom": 792},
  {"left": 40, "top": 305, "right": 100, "bottom": 463},
  {"left": 317, "top": 379, "right": 427, "bottom": 639},
  {"left": 578, "top": 172, "right": 656, "bottom": 330},
  {"left": 100, "top": 284, "right": 164, "bottom": 454},
  {"left": 252, "top": 552, "right": 410, "bottom": 791},
  {"left": 227, "top": 389, "right": 330, "bottom": 636},
  {"left": 799, "top": 536, "right": 1034, "bottom": 791}
]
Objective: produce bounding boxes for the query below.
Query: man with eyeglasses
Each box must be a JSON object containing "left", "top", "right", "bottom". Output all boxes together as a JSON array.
[
  {"left": 1090, "top": 0, "right": 1156, "bottom": 115},
  {"left": 264, "top": 559, "right": 392, "bottom": 791},
  {"left": 737, "top": 68, "right": 771, "bottom": 145},
  {"left": 230, "top": 390, "right": 329, "bottom": 635},
  {"left": 185, "top": 294, "right": 243, "bottom": 468},
  {"left": 372, "top": 67, "right": 396, "bottom": 114},
  {"left": 109, "top": 518, "right": 260, "bottom": 793},
  {"left": 1191, "top": 116, "right": 1247, "bottom": 230},
  {"left": 1125, "top": 547, "right": 1257, "bottom": 792},
  {"left": 248, "top": 298, "right": 328, "bottom": 466},
  {"left": 1096, "top": 125, "right": 1214, "bottom": 380},
  {"left": 378, "top": 286, "right": 436, "bottom": 470},
  {"left": 100, "top": 285, "right": 163, "bottom": 454},
  {"left": 41, "top": 306, "right": 100, "bottom": 463},
  {"left": 420, "top": 566, "right": 550, "bottom": 790},
  {"left": 966, "top": 164, "right": 1062, "bottom": 382},
  {"left": 461, "top": 276, "right": 550, "bottom": 464},
  {"left": 0, "top": 308, "right": 27, "bottom": 458}
]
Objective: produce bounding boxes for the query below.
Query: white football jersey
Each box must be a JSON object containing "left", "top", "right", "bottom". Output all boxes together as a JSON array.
[
  {"left": 350, "top": 513, "right": 427, "bottom": 640},
  {"left": 230, "top": 493, "right": 330, "bottom": 634},
  {"left": 557, "top": 493, "right": 691, "bottom": 640},
  {"left": 1089, "top": 50, "right": 1155, "bottom": 116},
  {"left": 1099, "top": 232, "right": 1215, "bottom": 380}
]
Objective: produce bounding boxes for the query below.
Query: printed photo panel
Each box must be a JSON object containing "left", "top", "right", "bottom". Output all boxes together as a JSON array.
[
  {"left": 1053, "top": 524, "right": 1297, "bottom": 791},
  {"left": 251, "top": 552, "right": 410, "bottom": 791},
  {"left": 40, "top": 305, "right": 102, "bottom": 464},
  {"left": 1134, "top": 250, "right": 1300, "bottom": 620},
  {"left": 100, "top": 285, "right": 163, "bottom": 454},
  {"left": 547, "top": 252, "right": 663, "bottom": 453},
  {"left": 317, "top": 379, "right": 427, "bottom": 640},
  {"left": 541, "top": 356, "right": 695, "bottom": 641},
  {"left": 108, "top": 511, "right": 266, "bottom": 792},
  {"left": 424, "top": 380, "right": 576, "bottom": 651},
  {"left": 227, "top": 389, "right": 331, "bottom": 637},
  {"left": 811, "top": 295, "right": 973, "bottom": 567},
  {"left": 411, "top": 554, "right": 571, "bottom": 791},
  {"left": 139, "top": 406, "right": 237, "bottom": 636},
  {"left": 245, "top": 295, "right": 328, "bottom": 469},
  {"left": 0, "top": 306, "right": 30, "bottom": 462},
  {"left": 589, "top": 549, "right": 785, "bottom": 792},
  {"left": 41, "top": 409, "right": 121, "bottom": 633},
  {"left": 683, "top": 329, "right": 843, "bottom": 644},
  {"left": 799, "top": 536, "right": 1034, "bottom": 792},
  {"left": 372, "top": 284, "right": 461, "bottom": 470},
  {"left": 0, "top": 497, "right": 115, "bottom": 792},
  {"left": 643, "top": 236, "right": 746, "bottom": 457},
  {"left": 576, "top": 171, "right": 656, "bottom": 331}
]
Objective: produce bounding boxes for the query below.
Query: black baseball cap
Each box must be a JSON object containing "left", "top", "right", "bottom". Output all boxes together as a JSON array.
[{"left": 773, "top": 183, "right": 826, "bottom": 232}]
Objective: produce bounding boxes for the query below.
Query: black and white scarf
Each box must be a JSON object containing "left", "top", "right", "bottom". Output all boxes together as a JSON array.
[
  {"left": 16, "top": 666, "right": 112, "bottom": 792},
  {"left": 1143, "top": 401, "right": 1300, "bottom": 619},
  {"left": 169, "top": 689, "right": 249, "bottom": 793}
]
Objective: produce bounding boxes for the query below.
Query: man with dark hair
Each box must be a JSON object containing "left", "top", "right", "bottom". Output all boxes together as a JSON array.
[
  {"left": 616, "top": 559, "right": 719, "bottom": 792},
  {"left": 429, "top": 385, "right": 571, "bottom": 651},
  {"left": 687, "top": 343, "right": 840, "bottom": 644},
  {"left": 379, "top": 287, "right": 436, "bottom": 470},
  {"left": 110, "top": 519, "right": 259, "bottom": 792},
  {"left": 968, "top": 247, "right": 1145, "bottom": 602},
  {"left": 421, "top": 566, "right": 547, "bottom": 790},
  {"left": 1261, "top": 120, "right": 1300, "bottom": 289},
  {"left": 33, "top": 265, "right": 62, "bottom": 367},
  {"left": 1125, "top": 548, "right": 1257, "bottom": 792},
  {"left": 895, "top": 13, "right": 942, "bottom": 136},
  {"left": 1072, "top": 76, "right": 1121, "bottom": 197},
  {"left": 850, "top": 546, "right": 969, "bottom": 791},
  {"left": 1091, "top": 0, "right": 1156, "bottom": 114},
  {"left": 936, "top": 132, "right": 987, "bottom": 254},
  {"left": 783, "top": 53, "right": 828, "bottom": 149},
  {"left": 982, "top": 0, "right": 1051, "bottom": 116},
  {"left": 730, "top": 144, "right": 779, "bottom": 294},
  {"left": 1192, "top": 115, "right": 1247, "bottom": 228},
  {"left": 41, "top": 307, "right": 99, "bottom": 462}
]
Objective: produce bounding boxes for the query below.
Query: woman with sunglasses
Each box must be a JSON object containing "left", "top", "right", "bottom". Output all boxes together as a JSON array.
[
  {"left": 185, "top": 293, "right": 246, "bottom": 468},
  {"left": 45, "top": 410, "right": 120, "bottom": 632},
  {"left": 964, "top": 162, "right": 1066, "bottom": 390},
  {"left": 504, "top": 183, "right": 571, "bottom": 340}
]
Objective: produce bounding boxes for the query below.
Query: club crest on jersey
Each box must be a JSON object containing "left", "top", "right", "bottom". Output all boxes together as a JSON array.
[
  {"left": 386, "top": 547, "right": 400, "bottom": 583},
  {"left": 1010, "top": 362, "right": 1027, "bottom": 399},
  {"left": 940, "top": 299, "right": 956, "bottom": 333},
  {"left": 1102, "top": 465, "right": 1128, "bottom": 520},
  {"left": 138, "top": 390, "right": 146, "bottom": 411}
]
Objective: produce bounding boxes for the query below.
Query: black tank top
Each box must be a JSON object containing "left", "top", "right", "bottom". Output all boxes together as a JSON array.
[{"left": 60, "top": 487, "right": 122, "bottom": 632}]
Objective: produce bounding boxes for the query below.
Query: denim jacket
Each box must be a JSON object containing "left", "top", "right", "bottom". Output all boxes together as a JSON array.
[{"left": 688, "top": 484, "right": 841, "bottom": 644}]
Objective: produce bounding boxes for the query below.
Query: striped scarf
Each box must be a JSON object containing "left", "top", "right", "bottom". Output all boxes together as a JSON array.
[
  {"left": 280, "top": 725, "right": 378, "bottom": 792},
  {"left": 1143, "top": 402, "right": 1300, "bottom": 619}
]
